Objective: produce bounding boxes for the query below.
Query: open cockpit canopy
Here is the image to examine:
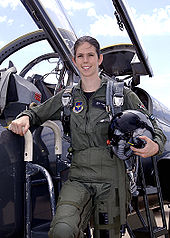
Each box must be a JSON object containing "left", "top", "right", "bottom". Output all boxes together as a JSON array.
[{"left": 20, "top": 0, "right": 153, "bottom": 79}]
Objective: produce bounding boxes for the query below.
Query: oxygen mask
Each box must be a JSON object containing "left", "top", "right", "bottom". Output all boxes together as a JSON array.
[{"left": 108, "top": 110, "right": 154, "bottom": 160}]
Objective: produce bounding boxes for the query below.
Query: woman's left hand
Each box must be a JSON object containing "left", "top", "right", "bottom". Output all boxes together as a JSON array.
[{"left": 130, "top": 136, "right": 159, "bottom": 158}]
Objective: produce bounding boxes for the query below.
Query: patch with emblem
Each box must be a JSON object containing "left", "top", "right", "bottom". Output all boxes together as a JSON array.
[
  {"left": 73, "top": 101, "right": 84, "bottom": 113},
  {"left": 138, "top": 103, "right": 146, "bottom": 111}
]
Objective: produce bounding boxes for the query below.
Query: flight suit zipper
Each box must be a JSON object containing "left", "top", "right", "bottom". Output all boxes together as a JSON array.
[{"left": 84, "top": 92, "right": 96, "bottom": 147}]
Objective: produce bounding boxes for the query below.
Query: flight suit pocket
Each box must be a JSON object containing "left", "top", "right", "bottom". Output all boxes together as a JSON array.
[{"left": 93, "top": 117, "right": 110, "bottom": 147}]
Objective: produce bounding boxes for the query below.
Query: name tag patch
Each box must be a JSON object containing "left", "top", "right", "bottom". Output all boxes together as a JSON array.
[{"left": 92, "top": 99, "right": 106, "bottom": 110}]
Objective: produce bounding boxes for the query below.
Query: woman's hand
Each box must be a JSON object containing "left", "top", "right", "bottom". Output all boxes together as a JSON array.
[
  {"left": 130, "top": 136, "right": 159, "bottom": 158},
  {"left": 8, "top": 115, "right": 30, "bottom": 136}
]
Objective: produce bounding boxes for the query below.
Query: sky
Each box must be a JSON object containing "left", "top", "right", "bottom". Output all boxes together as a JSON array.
[{"left": 0, "top": 0, "right": 170, "bottom": 109}]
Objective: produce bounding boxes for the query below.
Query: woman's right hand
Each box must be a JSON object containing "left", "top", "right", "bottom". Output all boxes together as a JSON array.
[{"left": 9, "top": 115, "right": 30, "bottom": 136}]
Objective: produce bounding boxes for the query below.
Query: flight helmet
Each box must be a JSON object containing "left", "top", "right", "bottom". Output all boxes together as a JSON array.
[{"left": 108, "top": 110, "right": 155, "bottom": 160}]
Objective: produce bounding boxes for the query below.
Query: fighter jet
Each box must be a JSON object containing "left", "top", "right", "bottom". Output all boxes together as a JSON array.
[{"left": 0, "top": 0, "right": 169, "bottom": 237}]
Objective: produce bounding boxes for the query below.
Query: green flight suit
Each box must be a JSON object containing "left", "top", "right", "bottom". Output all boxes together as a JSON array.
[{"left": 18, "top": 76, "right": 166, "bottom": 238}]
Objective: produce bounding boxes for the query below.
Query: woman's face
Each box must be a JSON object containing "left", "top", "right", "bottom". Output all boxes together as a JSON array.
[{"left": 73, "top": 42, "right": 103, "bottom": 79}]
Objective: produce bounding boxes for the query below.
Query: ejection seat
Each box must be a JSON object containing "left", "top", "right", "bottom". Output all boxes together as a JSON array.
[{"left": 0, "top": 62, "right": 60, "bottom": 238}]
